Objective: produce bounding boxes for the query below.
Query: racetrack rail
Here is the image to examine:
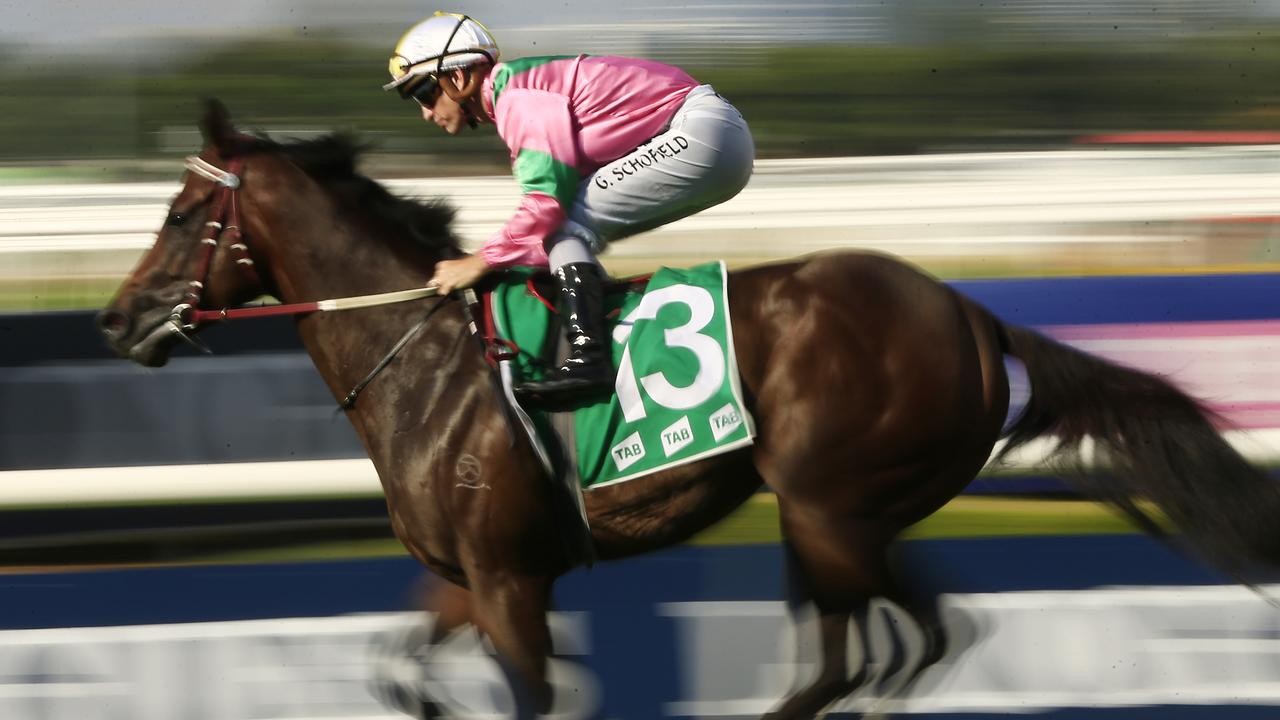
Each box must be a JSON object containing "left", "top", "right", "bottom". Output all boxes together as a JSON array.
[{"left": 3, "top": 428, "right": 1278, "bottom": 509}]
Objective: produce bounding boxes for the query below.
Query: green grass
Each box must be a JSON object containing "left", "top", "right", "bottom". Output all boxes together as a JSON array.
[
  {"left": 904, "top": 495, "right": 1136, "bottom": 539},
  {"left": 181, "top": 495, "right": 1137, "bottom": 566},
  {"left": 0, "top": 278, "right": 122, "bottom": 312},
  {"left": 200, "top": 537, "right": 409, "bottom": 565},
  {"left": 0, "top": 166, "right": 139, "bottom": 184},
  {"left": 690, "top": 494, "right": 1135, "bottom": 547}
]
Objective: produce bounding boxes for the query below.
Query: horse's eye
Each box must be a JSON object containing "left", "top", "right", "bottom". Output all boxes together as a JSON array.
[{"left": 167, "top": 212, "right": 188, "bottom": 227}]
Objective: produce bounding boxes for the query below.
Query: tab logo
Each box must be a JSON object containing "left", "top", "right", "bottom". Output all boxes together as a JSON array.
[
  {"left": 709, "top": 403, "right": 743, "bottom": 442},
  {"left": 611, "top": 431, "right": 646, "bottom": 471},
  {"left": 661, "top": 416, "right": 695, "bottom": 457}
]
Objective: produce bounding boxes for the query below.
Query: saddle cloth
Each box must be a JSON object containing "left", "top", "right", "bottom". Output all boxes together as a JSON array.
[{"left": 486, "top": 261, "right": 756, "bottom": 489}]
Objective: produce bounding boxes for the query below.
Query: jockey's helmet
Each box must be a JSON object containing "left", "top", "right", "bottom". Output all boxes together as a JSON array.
[{"left": 383, "top": 13, "right": 500, "bottom": 98}]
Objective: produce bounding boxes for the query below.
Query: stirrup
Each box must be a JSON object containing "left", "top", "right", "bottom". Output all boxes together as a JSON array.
[{"left": 515, "top": 368, "right": 613, "bottom": 410}]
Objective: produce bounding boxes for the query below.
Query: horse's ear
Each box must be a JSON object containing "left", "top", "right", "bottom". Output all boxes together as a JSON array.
[{"left": 199, "top": 98, "right": 237, "bottom": 155}]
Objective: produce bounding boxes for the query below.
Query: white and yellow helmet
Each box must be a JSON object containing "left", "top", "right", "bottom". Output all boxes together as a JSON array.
[{"left": 384, "top": 12, "right": 500, "bottom": 97}]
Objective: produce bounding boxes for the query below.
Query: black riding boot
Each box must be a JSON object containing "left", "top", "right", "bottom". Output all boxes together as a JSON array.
[{"left": 515, "top": 262, "right": 614, "bottom": 409}]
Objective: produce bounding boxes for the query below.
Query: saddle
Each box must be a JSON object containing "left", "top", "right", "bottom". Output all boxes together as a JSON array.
[{"left": 475, "top": 262, "right": 754, "bottom": 489}]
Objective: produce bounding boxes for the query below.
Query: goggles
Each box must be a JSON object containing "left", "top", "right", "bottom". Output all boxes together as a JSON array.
[{"left": 405, "top": 74, "right": 441, "bottom": 107}]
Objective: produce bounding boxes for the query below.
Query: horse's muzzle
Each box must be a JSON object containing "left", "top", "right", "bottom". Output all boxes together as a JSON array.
[
  {"left": 96, "top": 306, "right": 177, "bottom": 367},
  {"left": 96, "top": 308, "right": 132, "bottom": 344}
]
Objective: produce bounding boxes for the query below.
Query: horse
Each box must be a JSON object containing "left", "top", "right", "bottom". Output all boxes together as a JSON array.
[{"left": 98, "top": 100, "right": 1280, "bottom": 718}]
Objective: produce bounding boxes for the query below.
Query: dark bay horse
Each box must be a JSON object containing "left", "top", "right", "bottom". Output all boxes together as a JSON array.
[{"left": 99, "top": 101, "right": 1280, "bottom": 718}]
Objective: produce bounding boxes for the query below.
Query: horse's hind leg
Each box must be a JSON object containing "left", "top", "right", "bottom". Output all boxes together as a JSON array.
[
  {"left": 765, "top": 547, "right": 871, "bottom": 720},
  {"left": 765, "top": 510, "right": 939, "bottom": 720}
]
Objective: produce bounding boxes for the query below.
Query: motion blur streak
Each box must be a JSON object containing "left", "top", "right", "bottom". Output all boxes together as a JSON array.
[{"left": 3, "top": 149, "right": 1279, "bottom": 309}]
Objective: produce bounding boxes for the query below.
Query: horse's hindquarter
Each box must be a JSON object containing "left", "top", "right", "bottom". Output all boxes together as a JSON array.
[{"left": 727, "top": 252, "right": 1007, "bottom": 522}]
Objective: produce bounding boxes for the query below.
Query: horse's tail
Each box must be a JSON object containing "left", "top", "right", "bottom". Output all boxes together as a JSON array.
[{"left": 993, "top": 318, "right": 1280, "bottom": 573}]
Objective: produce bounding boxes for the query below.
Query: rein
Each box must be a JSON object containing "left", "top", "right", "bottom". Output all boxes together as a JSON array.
[
  {"left": 172, "top": 153, "right": 451, "bottom": 408},
  {"left": 187, "top": 286, "right": 441, "bottom": 323}
]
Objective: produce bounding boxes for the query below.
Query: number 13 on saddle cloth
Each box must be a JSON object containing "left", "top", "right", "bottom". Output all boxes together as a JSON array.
[{"left": 487, "top": 261, "right": 755, "bottom": 488}]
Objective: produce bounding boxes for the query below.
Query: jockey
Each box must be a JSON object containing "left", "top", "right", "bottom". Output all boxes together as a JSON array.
[{"left": 384, "top": 12, "right": 755, "bottom": 408}]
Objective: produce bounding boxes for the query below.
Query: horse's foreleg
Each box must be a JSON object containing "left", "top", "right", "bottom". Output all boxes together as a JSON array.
[
  {"left": 368, "top": 576, "right": 477, "bottom": 720},
  {"left": 468, "top": 571, "right": 556, "bottom": 717}
]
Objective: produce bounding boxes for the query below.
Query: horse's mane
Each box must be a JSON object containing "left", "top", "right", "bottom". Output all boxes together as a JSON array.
[{"left": 247, "top": 132, "right": 461, "bottom": 253}]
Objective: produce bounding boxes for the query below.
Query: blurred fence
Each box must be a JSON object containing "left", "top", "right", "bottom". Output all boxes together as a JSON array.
[{"left": 4, "top": 148, "right": 1280, "bottom": 311}]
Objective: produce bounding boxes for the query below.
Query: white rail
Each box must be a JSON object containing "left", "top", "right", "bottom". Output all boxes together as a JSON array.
[
  {"left": 3, "top": 428, "right": 1278, "bottom": 508},
  {"left": 3, "top": 148, "right": 1278, "bottom": 278}
]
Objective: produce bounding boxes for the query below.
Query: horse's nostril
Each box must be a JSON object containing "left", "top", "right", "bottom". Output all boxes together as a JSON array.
[{"left": 97, "top": 309, "right": 131, "bottom": 339}]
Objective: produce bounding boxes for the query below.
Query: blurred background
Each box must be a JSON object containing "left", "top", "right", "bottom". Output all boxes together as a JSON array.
[
  {"left": 5, "top": 0, "right": 1280, "bottom": 308},
  {"left": 4, "top": 1, "right": 1280, "bottom": 718}
]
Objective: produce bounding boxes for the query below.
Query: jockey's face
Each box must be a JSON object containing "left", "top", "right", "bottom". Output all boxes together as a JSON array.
[{"left": 418, "top": 70, "right": 470, "bottom": 135}]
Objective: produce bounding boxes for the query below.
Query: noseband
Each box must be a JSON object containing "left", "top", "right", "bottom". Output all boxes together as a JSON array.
[{"left": 168, "top": 154, "right": 258, "bottom": 340}]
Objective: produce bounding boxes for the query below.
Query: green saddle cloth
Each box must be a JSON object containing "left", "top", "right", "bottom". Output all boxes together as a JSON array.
[{"left": 489, "top": 261, "right": 755, "bottom": 488}]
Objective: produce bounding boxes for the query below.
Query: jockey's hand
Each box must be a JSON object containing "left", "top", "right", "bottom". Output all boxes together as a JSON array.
[{"left": 428, "top": 255, "right": 490, "bottom": 295}]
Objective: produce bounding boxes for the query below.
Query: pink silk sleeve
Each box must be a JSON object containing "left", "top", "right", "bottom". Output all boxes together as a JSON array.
[
  {"left": 476, "top": 193, "right": 563, "bottom": 268},
  {"left": 478, "top": 87, "right": 584, "bottom": 269}
]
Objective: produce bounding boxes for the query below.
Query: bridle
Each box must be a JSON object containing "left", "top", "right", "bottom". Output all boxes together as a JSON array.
[
  {"left": 165, "top": 152, "right": 450, "bottom": 408},
  {"left": 167, "top": 154, "right": 254, "bottom": 338},
  {"left": 170, "top": 152, "right": 444, "bottom": 326}
]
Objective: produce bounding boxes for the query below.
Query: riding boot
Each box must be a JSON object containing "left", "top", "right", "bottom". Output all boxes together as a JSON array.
[{"left": 515, "top": 262, "right": 614, "bottom": 409}]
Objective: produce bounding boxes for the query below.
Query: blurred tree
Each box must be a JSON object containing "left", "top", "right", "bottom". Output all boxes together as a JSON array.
[{"left": 0, "top": 30, "right": 1277, "bottom": 171}]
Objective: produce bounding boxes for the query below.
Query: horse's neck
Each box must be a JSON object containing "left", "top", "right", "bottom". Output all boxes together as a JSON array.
[
  {"left": 259, "top": 201, "right": 464, "bottom": 417},
  {"left": 270, "top": 224, "right": 431, "bottom": 302}
]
